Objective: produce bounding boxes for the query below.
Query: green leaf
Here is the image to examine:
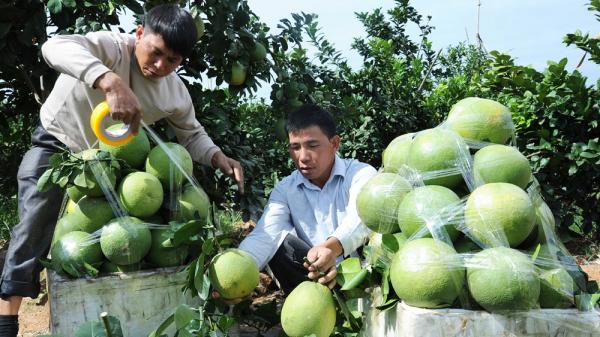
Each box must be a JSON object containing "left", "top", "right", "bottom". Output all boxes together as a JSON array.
[
  {"left": 83, "top": 262, "right": 99, "bottom": 278},
  {"left": 171, "top": 221, "right": 202, "bottom": 246},
  {"left": 340, "top": 268, "right": 368, "bottom": 291},
  {"left": 338, "top": 257, "right": 361, "bottom": 274},
  {"left": 217, "top": 315, "right": 236, "bottom": 331},
  {"left": 37, "top": 169, "right": 54, "bottom": 192},
  {"left": 381, "top": 233, "right": 401, "bottom": 253},
  {"left": 148, "top": 313, "right": 174, "bottom": 337},
  {"left": 62, "top": 0, "right": 76, "bottom": 8},
  {"left": 202, "top": 238, "right": 214, "bottom": 255},
  {"left": 193, "top": 255, "right": 205, "bottom": 295},
  {"left": 73, "top": 171, "right": 90, "bottom": 189},
  {"left": 199, "top": 272, "right": 211, "bottom": 301},
  {"left": 174, "top": 304, "right": 196, "bottom": 330},
  {"left": 375, "top": 298, "right": 399, "bottom": 311},
  {"left": 47, "top": 0, "right": 62, "bottom": 13}
]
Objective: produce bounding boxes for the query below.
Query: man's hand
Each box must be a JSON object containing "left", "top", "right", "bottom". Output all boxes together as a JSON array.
[
  {"left": 211, "top": 151, "right": 245, "bottom": 194},
  {"left": 304, "top": 246, "right": 338, "bottom": 289},
  {"left": 94, "top": 71, "right": 143, "bottom": 135}
]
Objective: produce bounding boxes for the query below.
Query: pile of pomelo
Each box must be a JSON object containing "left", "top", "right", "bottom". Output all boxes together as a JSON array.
[
  {"left": 50, "top": 125, "right": 210, "bottom": 277},
  {"left": 360, "top": 97, "right": 588, "bottom": 313}
]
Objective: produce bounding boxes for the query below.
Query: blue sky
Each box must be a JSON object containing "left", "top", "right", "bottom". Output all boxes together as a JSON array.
[{"left": 247, "top": 0, "right": 599, "bottom": 83}]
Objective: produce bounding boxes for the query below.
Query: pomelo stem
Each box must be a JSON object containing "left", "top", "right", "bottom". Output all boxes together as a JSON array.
[{"left": 100, "top": 312, "right": 113, "bottom": 337}]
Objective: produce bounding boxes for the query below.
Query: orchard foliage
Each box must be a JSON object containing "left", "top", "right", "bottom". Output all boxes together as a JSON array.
[{"left": 1, "top": 0, "right": 599, "bottom": 243}]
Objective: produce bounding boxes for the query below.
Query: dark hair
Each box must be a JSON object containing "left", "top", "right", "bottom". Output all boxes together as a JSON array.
[
  {"left": 143, "top": 4, "right": 197, "bottom": 58},
  {"left": 285, "top": 104, "right": 337, "bottom": 138}
]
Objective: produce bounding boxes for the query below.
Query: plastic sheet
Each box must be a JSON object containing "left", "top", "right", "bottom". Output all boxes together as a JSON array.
[
  {"left": 48, "top": 119, "right": 210, "bottom": 278},
  {"left": 361, "top": 97, "right": 600, "bottom": 335}
]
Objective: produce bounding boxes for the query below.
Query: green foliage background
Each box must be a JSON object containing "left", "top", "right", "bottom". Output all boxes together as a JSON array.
[{"left": 1, "top": 0, "right": 599, "bottom": 247}]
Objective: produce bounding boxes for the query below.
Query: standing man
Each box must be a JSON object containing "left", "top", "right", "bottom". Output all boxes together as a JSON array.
[
  {"left": 0, "top": 5, "right": 244, "bottom": 336},
  {"left": 237, "top": 104, "right": 376, "bottom": 295}
]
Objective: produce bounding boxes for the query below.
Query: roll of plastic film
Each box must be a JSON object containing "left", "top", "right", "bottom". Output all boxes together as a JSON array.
[{"left": 90, "top": 101, "right": 134, "bottom": 146}]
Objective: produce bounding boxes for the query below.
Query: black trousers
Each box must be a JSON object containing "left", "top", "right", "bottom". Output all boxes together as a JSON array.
[
  {"left": 267, "top": 234, "right": 312, "bottom": 294},
  {"left": 0, "top": 125, "right": 65, "bottom": 298}
]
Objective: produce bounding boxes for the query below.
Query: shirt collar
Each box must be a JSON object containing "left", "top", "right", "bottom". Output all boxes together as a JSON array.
[{"left": 295, "top": 154, "right": 346, "bottom": 189}]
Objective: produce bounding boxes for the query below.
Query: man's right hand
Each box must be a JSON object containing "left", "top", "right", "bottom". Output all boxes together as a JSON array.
[{"left": 94, "top": 71, "right": 142, "bottom": 135}]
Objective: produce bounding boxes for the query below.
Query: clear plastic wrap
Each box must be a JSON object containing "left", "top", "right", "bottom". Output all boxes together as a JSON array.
[
  {"left": 47, "top": 119, "right": 210, "bottom": 278},
  {"left": 360, "top": 97, "right": 600, "bottom": 336}
]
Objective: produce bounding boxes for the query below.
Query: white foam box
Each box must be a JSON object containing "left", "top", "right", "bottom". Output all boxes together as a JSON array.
[
  {"left": 362, "top": 290, "right": 600, "bottom": 337},
  {"left": 47, "top": 266, "right": 199, "bottom": 337}
]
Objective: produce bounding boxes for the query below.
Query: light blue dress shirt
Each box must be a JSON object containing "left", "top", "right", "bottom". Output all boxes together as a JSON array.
[{"left": 239, "top": 155, "right": 377, "bottom": 269}]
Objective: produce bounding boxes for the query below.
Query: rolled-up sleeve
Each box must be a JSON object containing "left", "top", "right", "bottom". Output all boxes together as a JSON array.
[
  {"left": 41, "top": 31, "right": 123, "bottom": 87},
  {"left": 331, "top": 165, "right": 377, "bottom": 256},
  {"left": 239, "top": 184, "right": 294, "bottom": 269}
]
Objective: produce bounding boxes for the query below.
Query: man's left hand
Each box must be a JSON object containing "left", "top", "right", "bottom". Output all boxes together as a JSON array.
[
  {"left": 211, "top": 151, "right": 245, "bottom": 194},
  {"left": 304, "top": 246, "right": 337, "bottom": 289}
]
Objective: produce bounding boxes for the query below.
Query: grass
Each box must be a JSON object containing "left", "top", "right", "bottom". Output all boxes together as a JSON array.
[
  {"left": 0, "top": 193, "right": 18, "bottom": 247},
  {"left": 215, "top": 207, "right": 244, "bottom": 236}
]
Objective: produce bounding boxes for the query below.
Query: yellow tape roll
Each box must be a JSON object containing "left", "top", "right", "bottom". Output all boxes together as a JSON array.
[{"left": 90, "top": 101, "right": 134, "bottom": 146}]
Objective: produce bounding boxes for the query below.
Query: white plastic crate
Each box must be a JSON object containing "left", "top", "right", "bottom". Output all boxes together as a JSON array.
[
  {"left": 48, "top": 267, "right": 199, "bottom": 337},
  {"left": 362, "top": 289, "right": 600, "bottom": 337}
]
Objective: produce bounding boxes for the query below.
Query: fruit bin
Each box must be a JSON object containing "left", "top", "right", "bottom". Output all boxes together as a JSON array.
[
  {"left": 47, "top": 266, "right": 199, "bottom": 337},
  {"left": 362, "top": 297, "right": 600, "bottom": 337}
]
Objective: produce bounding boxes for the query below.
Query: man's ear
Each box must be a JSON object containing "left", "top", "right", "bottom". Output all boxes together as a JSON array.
[
  {"left": 135, "top": 25, "right": 144, "bottom": 41},
  {"left": 330, "top": 135, "right": 340, "bottom": 151}
]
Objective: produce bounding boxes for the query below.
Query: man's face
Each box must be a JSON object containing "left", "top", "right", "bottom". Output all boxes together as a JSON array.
[
  {"left": 134, "top": 25, "right": 183, "bottom": 79},
  {"left": 288, "top": 125, "right": 340, "bottom": 188}
]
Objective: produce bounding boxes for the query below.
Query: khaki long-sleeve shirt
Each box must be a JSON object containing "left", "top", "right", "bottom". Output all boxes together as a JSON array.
[{"left": 40, "top": 30, "right": 220, "bottom": 166}]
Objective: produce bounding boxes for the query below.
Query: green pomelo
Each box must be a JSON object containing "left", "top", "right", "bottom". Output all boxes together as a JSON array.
[
  {"left": 390, "top": 238, "right": 465, "bottom": 308},
  {"left": 382, "top": 133, "right": 413, "bottom": 173},
  {"left": 52, "top": 213, "right": 86, "bottom": 246},
  {"left": 464, "top": 183, "right": 535, "bottom": 247},
  {"left": 118, "top": 171, "right": 164, "bottom": 218},
  {"left": 100, "top": 261, "right": 142, "bottom": 274},
  {"left": 69, "top": 149, "right": 118, "bottom": 197},
  {"left": 473, "top": 144, "right": 532, "bottom": 189},
  {"left": 175, "top": 183, "right": 210, "bottom": 222},
  {"left": 99, "top": 123, "right": 150, "bottom": 169},
  {"left": 539, "top": 267, "right": 575, "bottom": 308},
  {"left": 70, "top": 196, "right": 115, "bottom": 233},
  {"left": 145, "top": 142, "right": 193, "bottom": 187},
  {"left": 208, "top": 248, "right": 259, "bottom": 299},
  {"left": 51, "top": 231, "right": 103, "bottom": 278},
  {"left": 406, "top": 128, "right": 467, "bottom": 188},
  {"left": 67, "top": 186, "right": 85, "bottom": 202},
  {"left": 251, "top": 41, "right": 267, "bottom": 61},
  {"left": 520, "top": 200, "right": 557, "bottom": 249},
  {"left": 146, "top": 228, "right": 188, "bottom": 268},
  {"left": 467, "top": 247, "right": 540, "bottom": 312},
  {"left": 446, "top": 97, "right": 514, "bottom": 144},
  {"left": 100, "top": 216, "right": 151, "bottom": 265},
  {"left": 281, "top": 281, "right": 336, "bottom": 337},
  {"left": 274, "top": 117, "right": 287, "bottom": 142},
  {"left": 356, "top": 173, "right": 412, "bottom": 234},
  {"left": 229, "top": 62, "right": 247, "bottom": 86},
  {"left": 65, "top": 198, "right": 77, "bottom": 214},
  {"left": 397, "top": 185, "right": 460, "bottom": 241}
]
